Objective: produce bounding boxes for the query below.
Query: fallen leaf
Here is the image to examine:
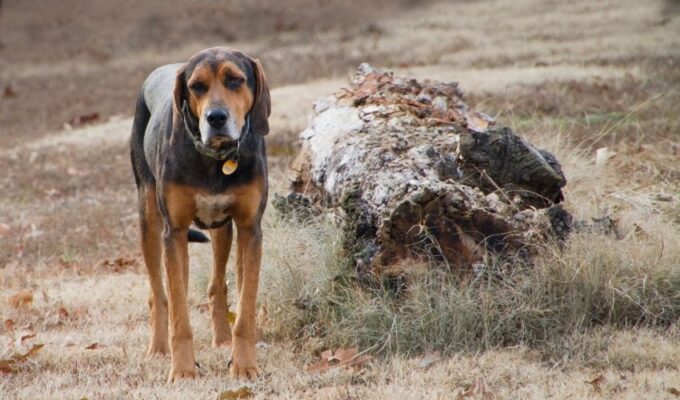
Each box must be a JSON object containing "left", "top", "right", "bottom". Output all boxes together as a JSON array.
[
  {"left": 307, "top": 347, "right": 372, "bottom": 373},
  {"left": 8, "top": 291, "right": 33, "bottom": 308},
  {"left": 100, "top": 257, "right": 137, "bottom": 272},
  {"left": 307, "top": 358, "right": 330, "bottom": 373},
  {"left": 227, "top": 311, "right": 237, "bottom": 324},
  {"left": 0, "top": 360, "right": 17, "bottom": 374},
  {"left": 586, "top": 374, "right": 605, "bottom": 393},
  {"left": 20, "top": 332, "right": 36, "bottom": 342},
  {"left": 217, "top": 386, "right": 254, "bottom": 399},
  {"left": 2, "top": 86, "right": 16, "bottom": 98},
  {"left": 0, "top": 343, "right": 45, "bottom": 373},
  {"left": 333, "top": 347, "right": 357, "bottom": 363},
  {"left": 668, "top": 388, "right": 680, "bottom": 397},
  {"left": 340, "top": 354, "right": 372, "bottom": 370},
  {"left": 4, "top": 319, "right": 15, "bottom": 331},
  {"left": 456, "top": 378, "right": 493, "bottom": 400},
  {"left": 69, "top": 112, "right": 99, "bottom": 126},
  {"left": 15, "top": 344, "right": 44, "bottom": 362},
  {"left": 85, "top": 343, "right": 99, "bottom": 350},
  {"left": 320, "top": 349, "right": 333, "bottom": 361}
]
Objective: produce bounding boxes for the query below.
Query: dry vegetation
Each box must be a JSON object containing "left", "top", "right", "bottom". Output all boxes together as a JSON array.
[{"left": 2, "top": 0, "right": 680, "bottom": 398}]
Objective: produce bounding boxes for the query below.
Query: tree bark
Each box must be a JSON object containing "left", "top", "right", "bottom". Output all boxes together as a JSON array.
[{"left": 278, "top": 64, "right": 570, "bottom": 276}]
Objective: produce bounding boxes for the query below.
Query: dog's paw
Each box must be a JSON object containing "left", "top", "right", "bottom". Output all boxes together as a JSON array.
[
  {"left": 146, "top": 341, "right": 169, "bottom": 357},
  {"left": 229, "top": 336, "right": 260, "bottom": 380},
  {"left": 229, "top": 362, "right": 261, "bottom": 380},
  {"left": 167, "top": 365, "right": 198, "bottom": 383}
]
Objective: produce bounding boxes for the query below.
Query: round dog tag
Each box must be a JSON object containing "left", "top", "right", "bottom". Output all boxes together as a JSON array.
[{"left": 222, "top": 159, "right": 238, "bottom": 175}]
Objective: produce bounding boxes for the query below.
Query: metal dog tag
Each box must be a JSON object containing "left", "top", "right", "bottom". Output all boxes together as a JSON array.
[{"left": 222, "top": 159, "right": 238, "bottom": 175}]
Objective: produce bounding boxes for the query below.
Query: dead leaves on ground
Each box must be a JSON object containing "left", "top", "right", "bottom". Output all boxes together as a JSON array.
[
  {"left": 3, "top": 319, "right": 15, "bottom": 332},
  {"left": 8, "top": 291, "right": 33, "bottom": 309},
  {"left": 2, "top": 85, "right": 16, "bottom": 99},
  {"left": 100, "top": 257, "right": 138, "bottom": 272},
  {"left": 455, "top": 378, "right": 494, "bottom": 400},
  {"left": 307, "top": 347, "right": 372, "bottom": 373},
  {"left": 68, "top": 112, "right": 100, "bottom": 127},
  {"left": 586, "top": 374, "right": 606, "bottom": 393},
  {"left": 0, "top": 344, "right": 44, "bottom": 374}
]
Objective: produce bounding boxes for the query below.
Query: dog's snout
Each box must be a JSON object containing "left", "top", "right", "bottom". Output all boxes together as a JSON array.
[{"left": 206, "top": 109, "right": 228, "bottom": 129}]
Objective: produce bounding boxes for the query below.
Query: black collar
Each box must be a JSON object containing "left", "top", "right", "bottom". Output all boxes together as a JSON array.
[{"left": 181, "top": 100, "right": 249, "bottom": 161}]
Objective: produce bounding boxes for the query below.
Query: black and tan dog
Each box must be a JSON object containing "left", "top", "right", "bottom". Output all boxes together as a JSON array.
[{"left": 130, "top": 47, "right": 270, "bottom": 382}]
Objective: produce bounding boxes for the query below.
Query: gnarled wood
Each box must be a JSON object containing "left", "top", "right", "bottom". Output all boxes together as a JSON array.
[{"left": 279, "top": 64, "right": 569, "bottom": 275}]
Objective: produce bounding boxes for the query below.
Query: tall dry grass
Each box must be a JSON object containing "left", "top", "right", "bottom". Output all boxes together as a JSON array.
[{"left": 257, "top": 75, "right": 680, "bottom": 369}]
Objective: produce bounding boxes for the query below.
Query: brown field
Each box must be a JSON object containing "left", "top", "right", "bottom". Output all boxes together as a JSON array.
[{"left": 1, "top": 0, "right": 680, "bottom": 398}]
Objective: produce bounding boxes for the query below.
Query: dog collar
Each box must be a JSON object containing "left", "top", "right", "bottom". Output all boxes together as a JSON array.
[{"left": 181, "top": 100, "right": 249, "bottom": 161}]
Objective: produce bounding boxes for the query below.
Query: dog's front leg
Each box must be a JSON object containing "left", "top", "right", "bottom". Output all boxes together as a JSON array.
[
  {"left": 230, "top": 220, "right": 262, "bottom": 380},
  {"left": 163, "top": 224, "right": 197, "bottom": 382}
]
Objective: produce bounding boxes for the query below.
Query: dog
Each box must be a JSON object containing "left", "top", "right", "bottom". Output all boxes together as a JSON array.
[{"left": 130, "top": 47, "right": 270, "bottom": 382}]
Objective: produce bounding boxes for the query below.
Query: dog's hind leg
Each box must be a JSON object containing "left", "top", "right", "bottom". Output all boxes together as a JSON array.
[
  {"left": 139, "top": 186, "right": 169, "bottom": 356},
  {"left": 208, "top": 221, "right": 234, "bottom": 347}
]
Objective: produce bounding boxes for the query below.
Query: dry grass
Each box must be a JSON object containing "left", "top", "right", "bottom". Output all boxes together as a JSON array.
[{"left": 2, "top": 0, "right": 680, "bottom": 398}]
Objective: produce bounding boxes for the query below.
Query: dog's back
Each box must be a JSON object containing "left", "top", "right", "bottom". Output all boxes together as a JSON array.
[{"left": 130, "top": 64, "right": 182, "bottom": 186}]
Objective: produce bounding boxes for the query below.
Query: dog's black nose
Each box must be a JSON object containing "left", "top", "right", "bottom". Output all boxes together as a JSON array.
[{"left": 206, "top": 109, "right": 228, "bottom": 129}]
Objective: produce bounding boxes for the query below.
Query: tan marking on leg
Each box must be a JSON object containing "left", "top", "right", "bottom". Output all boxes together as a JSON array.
[
  {"left": 162, "top": 184, "right": 198, "bottom": 382},
  {"left": 208, "top": 222, "right": 234, "bottom": 347},
  {"left": 230, "top": 221, "right": 262, "bottom": 380},
  {"left": 228, "top": 177, "right": 266, "bottom": 380},
  {"left": 139, "top": 185, "right": 169, "bottom": 356}
]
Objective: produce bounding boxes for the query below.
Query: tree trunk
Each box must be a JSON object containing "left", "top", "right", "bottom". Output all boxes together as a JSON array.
[{"left": 278, "top": 64, "right": 570, "bottom": 276}]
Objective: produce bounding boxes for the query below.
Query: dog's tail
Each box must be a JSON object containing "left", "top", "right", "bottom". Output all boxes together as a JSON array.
[{"left": 188, "top": 229, "right": 210, "bottom": 243}]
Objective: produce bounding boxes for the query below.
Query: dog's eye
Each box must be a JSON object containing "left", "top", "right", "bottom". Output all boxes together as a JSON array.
[
  {"left": 225, "top": 76, "right": 244, "bottom": 90},
  {"left": 189, "top": 82, "right": 207, "bottom": 94}
]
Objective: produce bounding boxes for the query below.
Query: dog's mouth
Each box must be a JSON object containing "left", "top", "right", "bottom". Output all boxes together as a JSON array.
[{"left": 200, "top": 124, "right": 240, "bottom": 148}]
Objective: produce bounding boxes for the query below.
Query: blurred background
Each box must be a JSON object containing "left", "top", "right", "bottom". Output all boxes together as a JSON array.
[
  {"left": 0, "top": 0, "right": 432, "bottom": 144},
  {"left": 1, "top": 0, "right": 678, "bottom": 147},
  {"left": 1, "top": 1, "right": 680, "bottom": 398}
]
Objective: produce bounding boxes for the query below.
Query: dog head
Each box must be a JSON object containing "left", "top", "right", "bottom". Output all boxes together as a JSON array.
[{"left": 174, "top": 47, "right": 270, "bottom": 149}]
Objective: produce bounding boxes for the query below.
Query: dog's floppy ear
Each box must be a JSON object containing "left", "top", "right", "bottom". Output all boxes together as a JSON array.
[
  {"left": 173, "top": 64, "right": 188, "bottom": 117},
  {"left": 249, "top": 58, "right": 271, "bottom": 135}
]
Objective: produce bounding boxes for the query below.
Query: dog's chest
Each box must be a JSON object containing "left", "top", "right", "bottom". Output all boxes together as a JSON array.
[{"left": 194, "top": 193, "right": 235, "bottom": 228}]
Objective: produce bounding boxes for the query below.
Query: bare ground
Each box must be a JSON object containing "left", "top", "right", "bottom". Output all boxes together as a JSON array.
[{"left": 1, "top": 0, "right": 680, "bottom": 398}]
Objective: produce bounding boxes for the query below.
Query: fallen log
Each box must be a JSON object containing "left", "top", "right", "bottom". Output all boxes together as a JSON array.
[{"left": 277, "top": 64, "right": 570, "bottom": 276}]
